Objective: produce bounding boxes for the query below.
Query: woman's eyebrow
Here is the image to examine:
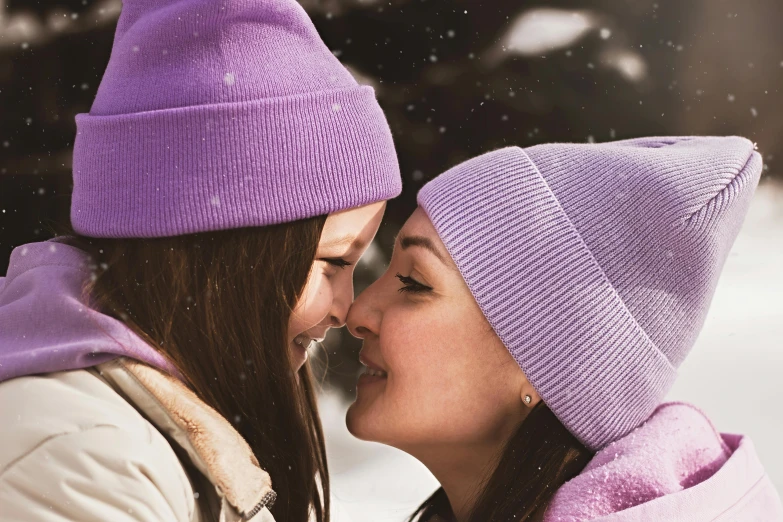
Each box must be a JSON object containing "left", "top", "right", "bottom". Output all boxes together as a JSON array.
[{"left": 398, "top": 234, "right": 450, "bottom": 266}]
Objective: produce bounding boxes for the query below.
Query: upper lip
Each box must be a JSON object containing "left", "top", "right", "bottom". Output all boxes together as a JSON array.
[{"left": 358, "top": 351, "right": 386, "bottom": 372}]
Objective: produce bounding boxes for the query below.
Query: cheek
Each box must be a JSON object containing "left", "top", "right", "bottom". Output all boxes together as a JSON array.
[
  {"left": 289, "top": 272, "right": 333, "bottom": 337},
  {"left": 349, "top": 302, "right": 522, "bottom": 448}
]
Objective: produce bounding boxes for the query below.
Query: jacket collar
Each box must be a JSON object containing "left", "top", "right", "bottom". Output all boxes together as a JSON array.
[
  {"left": 544, "top": 402, "right": 732, "bottom": 522},
  {"left": 96, "top": 357, "right": 276, "bottom": 521}
]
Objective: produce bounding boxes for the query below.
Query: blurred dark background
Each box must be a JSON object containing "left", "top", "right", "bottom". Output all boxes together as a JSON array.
[{"left": 2, "top": 0, "right": 781, "bottom": 394}]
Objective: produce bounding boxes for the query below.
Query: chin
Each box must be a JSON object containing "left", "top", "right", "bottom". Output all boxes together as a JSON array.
[
  {"left": 345, "top": 402, "right": 364, "bottom": 438},
  {"left": 345, "top": 402, "right": 377, "bottom": 441}
]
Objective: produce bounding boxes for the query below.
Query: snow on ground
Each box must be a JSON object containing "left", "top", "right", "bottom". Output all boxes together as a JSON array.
[
  {"left": 668, "top": 180, "right": 783, "bottom": 489},
  {"left": 322, "top": 182, "right": 783, "bottom": 522}
]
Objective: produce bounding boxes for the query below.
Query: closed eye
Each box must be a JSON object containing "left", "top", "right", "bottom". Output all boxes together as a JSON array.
[
  {"left": 395, "top": 273, "right": 433, "bottom": 294},
  {"left": 322, "top": 258, "right": 352, "bottom": 268}
]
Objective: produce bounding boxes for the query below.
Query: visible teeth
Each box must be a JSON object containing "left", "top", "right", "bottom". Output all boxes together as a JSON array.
[
  {"left": 293, "top": 335, "right": 312, "bottom": 349},
  {"left": 364, "top": 368, "right": 387, "bottom": 378}
]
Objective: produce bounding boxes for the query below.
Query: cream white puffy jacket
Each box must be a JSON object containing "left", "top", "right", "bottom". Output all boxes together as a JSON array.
[{"left": 0, "top": 358, "right": 277, "bottom": 522}]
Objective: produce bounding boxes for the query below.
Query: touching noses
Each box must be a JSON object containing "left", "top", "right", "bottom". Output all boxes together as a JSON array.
[
  {"left": 327, "top": 272, "right": 354, "bottom": 329},
  {"left": 346, "top": 276, "right": 382, "bottom": 339}
]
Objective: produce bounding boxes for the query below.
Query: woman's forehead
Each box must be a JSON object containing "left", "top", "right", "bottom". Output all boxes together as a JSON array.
[
  {"left": 321, "top": 201, "right": 386, "bottom": 249},
  {"left": 400, "top": 208, "right": 438, "bottom": 238}
]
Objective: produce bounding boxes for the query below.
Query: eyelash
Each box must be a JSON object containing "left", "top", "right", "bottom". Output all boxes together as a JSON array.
[
  {"left": 322, "top": 258, "right": 352, "bottom": 269},
  {"left": 395, "top": 273, "right": 432, "bottom": 294}
]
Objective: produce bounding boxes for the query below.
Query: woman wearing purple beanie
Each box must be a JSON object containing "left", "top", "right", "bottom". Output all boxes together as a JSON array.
[
  {"left": 0, "top": 0, "right": 400, "bottom": 521},
  {"left": 346, "top": 137, "right": 783, "bottom": 521}
]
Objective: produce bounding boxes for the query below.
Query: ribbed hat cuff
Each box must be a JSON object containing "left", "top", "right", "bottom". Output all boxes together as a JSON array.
[
  {"left": 418, "top": 147, "right": 677, "bottom": 450},
  {"left": 71, "top": 86, "right": 401, "bottom": 237}
]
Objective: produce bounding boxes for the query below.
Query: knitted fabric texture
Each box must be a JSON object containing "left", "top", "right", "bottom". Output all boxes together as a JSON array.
[
  {"left": 417, "top": 136, "right": 762, "bottom": 450},
  {"left": 71, "top": 0, "right": 401, "bottom": 237}
]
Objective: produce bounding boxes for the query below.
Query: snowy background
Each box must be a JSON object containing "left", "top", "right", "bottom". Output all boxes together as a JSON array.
[{"left": 1, "top": 1, "right": 781, "bottom": 520}]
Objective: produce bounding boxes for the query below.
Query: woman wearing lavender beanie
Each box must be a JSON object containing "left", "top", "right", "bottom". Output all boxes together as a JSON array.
[
  {"left": 0, "top": 0, "right": 400, "bottom": 521},
  {"left": 346, "top": 137, "right": 783, "bottom": 521}
]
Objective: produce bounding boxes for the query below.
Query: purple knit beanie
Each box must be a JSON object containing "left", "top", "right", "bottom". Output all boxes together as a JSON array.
[
  {"left": 417, "top": 137, "right": 762, "bottom": 450},
  {"left": 71, "top": 0, "right": 401, "bottom": 238}
]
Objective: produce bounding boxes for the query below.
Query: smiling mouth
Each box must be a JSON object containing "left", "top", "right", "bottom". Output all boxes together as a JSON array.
[
  {"left": 293, "top": 333, "right": 326, "bottom": 351},
  {"left": 360, "top": 367, "right": 388, "bottom": 378},
  {"left": 358, "top": 355, "right": 388, "bottom": 380},
  {"left": 293, "top": 334, "right": 313, "bottom": 350}
]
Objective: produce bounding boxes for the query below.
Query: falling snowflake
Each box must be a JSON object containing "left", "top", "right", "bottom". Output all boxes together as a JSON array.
[
  {"left": 223, "top": 72, "right": 235, "bottom": 86},
  {"left": 210, "top": 195, "right": 221, "bottom": 207},
  {"left": 600, "top": 28, "right": 611, "bottom": 40},
  {"left": 332, "top": 103, "right": 341, "bottom": 112}
]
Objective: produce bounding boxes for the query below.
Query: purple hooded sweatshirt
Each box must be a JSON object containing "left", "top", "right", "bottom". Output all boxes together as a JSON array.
[
  {"left": 0, "top": 237, "right": 179, "bottom": 383},
  {"left": 543, "top": 402, "right": 783, "bottom": 521}
]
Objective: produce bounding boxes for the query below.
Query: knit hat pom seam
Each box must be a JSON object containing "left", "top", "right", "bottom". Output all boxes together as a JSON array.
[{"left": 684, "top": 149, "right": 758, "bottom": 227}]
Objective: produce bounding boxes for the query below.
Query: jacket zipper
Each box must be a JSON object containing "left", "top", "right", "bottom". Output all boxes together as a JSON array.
[{"left": 242, "top": 489, "right": 277, "bottom": 520}]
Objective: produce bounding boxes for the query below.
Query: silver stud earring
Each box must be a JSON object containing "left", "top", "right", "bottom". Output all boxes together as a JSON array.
[{"left": 524, "top": 395, "right": 532, "bottom": 405}]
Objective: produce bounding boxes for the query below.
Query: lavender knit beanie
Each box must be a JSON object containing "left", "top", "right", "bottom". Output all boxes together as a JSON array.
[
  {"left": 418, "top": 137, "right": 762, "bottom": 450},
  {"left": 71, "top": 0, "right": 401, "bottom": 238}
]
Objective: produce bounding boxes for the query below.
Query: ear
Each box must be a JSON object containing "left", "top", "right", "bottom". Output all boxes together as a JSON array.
[{"left": 520, "top": 383, "right": 541, "bottom": 409}]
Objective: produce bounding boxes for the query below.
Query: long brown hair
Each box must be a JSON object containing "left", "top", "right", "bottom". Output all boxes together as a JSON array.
[
  {"left": 412, "top": 403, "right": 593, "bottom": 522},
  {"left": 55, "top": 217, "right": 330, "bottom": 522}
]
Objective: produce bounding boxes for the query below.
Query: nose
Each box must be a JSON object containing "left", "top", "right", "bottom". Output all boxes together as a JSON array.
[
  {"left": 327, "top": 271, "right": 354, "bottom": 329},
  {"left": 346, "top": 276, "right": 383, "bottom": 340}
]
